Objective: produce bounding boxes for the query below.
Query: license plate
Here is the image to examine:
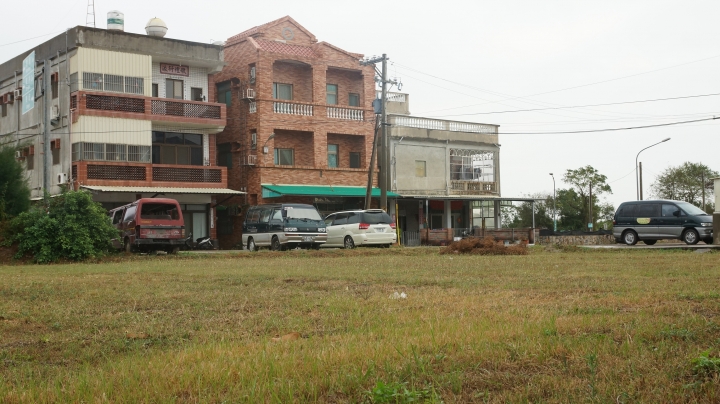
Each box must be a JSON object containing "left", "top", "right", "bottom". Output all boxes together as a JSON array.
[
  {"left": 302, "top": 236, "right": 315, "bottom": 242},
  {"left": 375, "top": 228, "right": 385, "bottom": 233}
]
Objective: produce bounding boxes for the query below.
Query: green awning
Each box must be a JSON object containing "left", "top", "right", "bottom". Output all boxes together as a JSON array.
[{"left": 262, "top": 184, "right": 400, "bottom": 198}]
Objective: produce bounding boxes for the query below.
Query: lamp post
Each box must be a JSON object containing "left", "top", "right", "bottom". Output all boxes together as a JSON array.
[
  {"left": 636, "top": 137, "right": 670, "bottom": 200},
  {"left": 550, "top": 173, "right": 556, "bottom": 232}
]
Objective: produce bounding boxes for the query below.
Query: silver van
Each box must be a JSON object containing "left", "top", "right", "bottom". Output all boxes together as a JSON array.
[
  {"left": 242, "top": 203, "right": 327, "bottom": 251},
  {"left": 613, "top": 200, "right": 713, "bottom": 245}
]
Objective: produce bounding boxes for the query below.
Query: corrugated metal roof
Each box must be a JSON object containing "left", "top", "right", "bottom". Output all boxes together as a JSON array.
[
  {"left": 261, "top": 184, "right": 399, "bottom": 198},
  {"left": 80, "top": 186, "right": 244, "bottom": 195}
]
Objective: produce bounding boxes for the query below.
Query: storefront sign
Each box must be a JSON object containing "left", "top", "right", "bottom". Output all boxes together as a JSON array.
[{"left": 160, "top": 63, "right": 189, "bottom": 76}]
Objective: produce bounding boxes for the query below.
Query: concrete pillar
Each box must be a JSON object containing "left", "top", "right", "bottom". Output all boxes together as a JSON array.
[
  {"left": 494, "top": 200, "right": 501, "bottom": 229},
  {"left": 444, "top": 200, "right": 451, "bottom": 229}
]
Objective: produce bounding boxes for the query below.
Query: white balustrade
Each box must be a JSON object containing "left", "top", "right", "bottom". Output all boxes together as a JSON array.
[
  {"left": 391, "top": 116, "right": 497, "bottom": 134},
  {"left": 377, "top": 91, "right": 407, "bottom": 102},
  {"left": 249, "top": 101, "right": 257, "bottom": 113},
  {"left": 273, "top": 101, "right": 313, "bottom": 116},
  {"left": 327, "top": 107, "right": 364, "bottom": 121}
]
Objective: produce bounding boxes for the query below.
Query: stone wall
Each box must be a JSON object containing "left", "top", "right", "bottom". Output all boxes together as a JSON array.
[{"left": 537, "top": 234, "right": 616, "bottom": 246}]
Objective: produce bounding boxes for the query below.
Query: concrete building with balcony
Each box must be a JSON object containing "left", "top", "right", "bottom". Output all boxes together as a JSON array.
[
  {"left": 0, "top": 24, "right": 241, "bottom": 243},
  {"left": 212, "top": 16, "right": 387, "bottom": 248},
  {"left": 385, "top": 92, "right": 534, "bottom": 244}
]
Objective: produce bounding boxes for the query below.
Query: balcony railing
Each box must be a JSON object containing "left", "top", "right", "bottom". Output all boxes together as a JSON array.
[
  {"left": 153, "top": 166, "right": 222, "bottom": 183},
  {"left": 76, "top": 161, "right": 225, "bottom": 185},
  {"left": 327, "top": 106, "right": 364, "bottom": 121},
  {"left": 450, "top": 180, "right": 497, "bottom": 195},
  {"left": 377, "top": 91, "right": 407, "bottom": 102},
  {"left": 273, "top": 101, "right": 313, "bottom": 116},
  {"left": 391, "top": 116, "right": 497, "bottom": 135},
  {"left": 151, "top": 99, "right": 221, "bottom": 119}
]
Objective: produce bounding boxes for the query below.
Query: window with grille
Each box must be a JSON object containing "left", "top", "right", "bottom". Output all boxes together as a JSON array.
[
  {"left": 326, "top": 84, "right": 338, "bottom": 105},
  {"left": 125, "top": 77, "right": 144, "bottom": 94},
  {"left": 274, "top": 148, "right": 294, "bottom": 166},
  {"left": 104, "top": 74, "right": 124, "bottom": 92},
  {"left": 106, "top": 144, "right": 127, "bottom": 161},
  {"left": 128, "top": 145, "right": 151, "bottom": 162},
  {"left": 83, "top": 72, "right": 103, "bottom": 91},
  {"left": 166, "top": 79, "right": 184, "bottom": 99},
  {"left": 151, "top": 131, "right": 203, "bottom": 166},
  {"left": 69, "top": 72, "right": 78, "bottom": 93},
  {"left": 449, "top": 149, "right": 495, "bottom": 182},
  {"left": 349, "top": 93, "right": 360, "bottom": 107},
  {"left": 350, "top": 152, "right": 361, "bottom": 168},
  {"left": 272, "top": 83, "right": 293, "bottom": 100}
]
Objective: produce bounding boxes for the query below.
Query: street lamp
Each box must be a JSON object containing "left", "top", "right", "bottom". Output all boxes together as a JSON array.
[
  {"left": 550, "top": 173, "right": 556, "bottom": 232},
  {"left": 636, "top": 138, "right": 670, "bottom": 200}
]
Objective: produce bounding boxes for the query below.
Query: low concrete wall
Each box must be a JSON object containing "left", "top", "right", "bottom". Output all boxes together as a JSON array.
[{"left": 537, "top": 234, "right": 616, "bottom": 246}]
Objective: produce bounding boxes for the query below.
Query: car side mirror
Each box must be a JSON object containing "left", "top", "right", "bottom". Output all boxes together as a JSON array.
[{"left": 673, "top": 210, "right": 680, "bottom": 217}]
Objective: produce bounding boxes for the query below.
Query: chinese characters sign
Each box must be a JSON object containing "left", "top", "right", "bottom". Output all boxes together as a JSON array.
[
  {"left": 160, "top": 63, "right": 189, "bottom": 76},
  {"left": 22, "top": 51, "right": 35, "bottom": 115}
]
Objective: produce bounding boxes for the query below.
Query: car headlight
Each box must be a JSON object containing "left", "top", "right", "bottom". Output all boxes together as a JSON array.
[
  {"left": 318, "top": 228, "right": 326, "bottom": 233},
  {"left": 284, "top": 227, "right": 298, "bottom": 232},
  {"left": 701, "top": 222, "right": 713, "bottom": 227}
]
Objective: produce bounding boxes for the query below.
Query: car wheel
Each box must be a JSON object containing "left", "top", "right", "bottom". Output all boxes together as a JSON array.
[
  {"left": 247, "top": 238, "right": 257, "bottom": 252},
  {"left": 622, "top": 230, "right": 638, "bottom": 246},
  {"left": 682, "top": 229, "right": 700, "bottom": 245},
  {"left": 343, "top": 236, "right": 355, "bottom": 249},
  {"left": 167, "top": 246, "right": 180, "bottom": 254},
  {"left": 311, "top": 244, "right": 321, "bottom": 250},
  {"left": 271, "top": 236, "right": 281, "bottom": 251},
  {"left": 642, "top": 240, "right": 657, "bottom": 245}
]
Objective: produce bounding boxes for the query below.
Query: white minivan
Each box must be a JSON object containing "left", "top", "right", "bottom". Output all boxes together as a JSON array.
[{"left": 322, "top": 209, "right": 397, "bottom": 249}]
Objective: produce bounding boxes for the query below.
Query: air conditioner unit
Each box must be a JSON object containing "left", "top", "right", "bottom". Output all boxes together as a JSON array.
[
  {"left": 249, "top": 66, "right": 256, "bottom": 84},
  {"left": 52, "top": 105, "right": 59, "bottom": 119},
  {"left": 243, "top": 88, "right": 255, "bottom": 99},
  {"left": 13, "top": 89, "right": 22, "bottom": 100},
  {"left": 14, "top": 150, "right": 22, "bottom": 159},
  {"left": 57, "top": 173, "right": 68, "bottom": 185}
]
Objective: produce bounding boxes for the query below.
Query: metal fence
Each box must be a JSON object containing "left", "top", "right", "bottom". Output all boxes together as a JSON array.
[{"left": 402, "top": 231, "right": 421, "bottom": 247}]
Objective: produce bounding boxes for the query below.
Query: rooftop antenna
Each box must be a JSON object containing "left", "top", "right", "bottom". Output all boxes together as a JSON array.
[{"left": 86, "top": 0, "right": 96, "bottom": 27}]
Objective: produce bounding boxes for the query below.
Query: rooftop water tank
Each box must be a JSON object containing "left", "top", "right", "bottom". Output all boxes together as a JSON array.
[
  {"left": 107, "top": 11, "right": 124, "bottom": 31},
  {"left": 145, "top": 17, "right": 168, "bottom": 37}
]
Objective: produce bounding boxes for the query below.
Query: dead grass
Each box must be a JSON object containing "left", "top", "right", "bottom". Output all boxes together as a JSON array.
[
  {"left": 440, "top": 236, "right": 528, "bottom": 255},
  {"left": 1, "top": 247, "right": 719, "bottom": 403}
]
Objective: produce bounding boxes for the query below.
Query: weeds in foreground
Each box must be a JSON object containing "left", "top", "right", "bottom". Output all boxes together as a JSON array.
[
  {"left": 691, "top": 351, "right": 720, "bottom": 377},
  {"left": 368, "top": 381, "right": 437, "bottom": 403},
  {"left": 440, "top": 236, "right": 527, "bottom": 255}
]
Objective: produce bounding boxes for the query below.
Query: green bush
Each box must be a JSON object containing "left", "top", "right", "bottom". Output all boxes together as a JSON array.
[{"left": 9, "top": 190, "right": 118, "bottom": 263}]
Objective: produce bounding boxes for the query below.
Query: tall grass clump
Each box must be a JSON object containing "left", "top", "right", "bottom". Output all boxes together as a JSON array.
[{"left": 440, "top": 236, "right": 528, "bottom": 255}]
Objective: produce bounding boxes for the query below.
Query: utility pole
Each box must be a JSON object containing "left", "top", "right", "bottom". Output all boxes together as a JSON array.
[
  {"left": 639, "top": 162, "right": 643, "bottom": 200},
  {"left": 43, "top": 60, "right": 51, "bottom": 199},
  {"left": 702, "top": 171, "right": 706, "bottom": 212},
  {"left": 588, "top": 182, "right": 593, "bottom": 232},
  {"left": 360, "top": 54, "right": 398, "bottom": 212}
]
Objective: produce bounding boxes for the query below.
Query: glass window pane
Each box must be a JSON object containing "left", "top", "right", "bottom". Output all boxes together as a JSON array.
[
  {"left": 415, "top": 160, "right": 426, "bottom": 177},
  {"left": 152, "top": 131, "right": 164, "bottom": 143},
  {"left": 177, "top": 147, "right": 190, "bottom": 165},
  {"left": 161, "top": 146, "right": 176, "bottom": 164},
  {"left": 328, "top": 154, "right": 337, "bottom": 168},
  {"left": 165, "top": 133, "right": 183, "bottom": 144},
  {"left": 349, "top": 93, "right": 359, "bottom": 107},
  {"left": 151, "top": 145, "right": 161, "bottom": 163},
  {"left": 327, "top": 84, "right": 338, "bottom": 105},
  {"left": 191, "top": 147, "right": 203, "bottom": 166},
  {"left": 174, "top": 80, "right": 184, "bottom": 99},
  {"left": 185, "top": 134, "right": 202, "bottom": 146}
]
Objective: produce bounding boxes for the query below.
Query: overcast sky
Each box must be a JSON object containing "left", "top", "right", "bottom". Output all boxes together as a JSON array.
[{"left": 3, "top": 0, "right": 719, "bottom": 210}]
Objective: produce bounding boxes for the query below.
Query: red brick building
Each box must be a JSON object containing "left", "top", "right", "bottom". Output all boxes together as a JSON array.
[{"left": 213, "top": 16, "right": 382, "bottom": 248}]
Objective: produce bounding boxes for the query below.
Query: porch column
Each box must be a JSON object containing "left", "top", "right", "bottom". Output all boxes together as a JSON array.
[
  {"left": 494, "top": 200, "right": 501, "bottom": 229},
  {"left": 444, "top": 200, "right": 451, "bottom": 229}
]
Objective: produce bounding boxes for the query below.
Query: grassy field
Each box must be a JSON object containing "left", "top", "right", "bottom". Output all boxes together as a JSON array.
[{"left": 1, "top": 247, "right": 720, "bottom": 403}]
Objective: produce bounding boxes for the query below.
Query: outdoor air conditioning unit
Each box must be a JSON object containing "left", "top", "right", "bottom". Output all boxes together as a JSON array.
[
  {"left": 13, "top": 89, "right": 22, "bottom": 100},
  {"left": 57, "top": 173, "right": 68, "bottom": 185},
  {"left": 249, "top": 66, "right": 256, "bottom": 84},
  {"left": 243, "top": 88, "right": 255, "bottom": 99},
  {"left": 14, "top": 150, "right": 22, "bottom": 159},
  {"left": 51, "top": 105, "right": 60, "bottom": 126}
]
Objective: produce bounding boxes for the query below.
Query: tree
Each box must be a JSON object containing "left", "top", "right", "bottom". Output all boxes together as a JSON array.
[
  {"left": 562, "top": 166, "right": 612, "bottom": 231},
  {"left": 650, "top": 162, "right": 718, "bottom": 212},
  {"left": 9, "top": 190, "right": 118, "bottom": 263},
  {"left": 505, "top": 193, "right": 554, "bottom": 229},
  {"left": 0, "top": 146, "right": 31, "bottom": 220}
]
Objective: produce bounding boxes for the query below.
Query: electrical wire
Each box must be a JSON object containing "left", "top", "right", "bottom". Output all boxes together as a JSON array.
[{"left": 496, "top": 116, "right": 719, "bottom": 135}]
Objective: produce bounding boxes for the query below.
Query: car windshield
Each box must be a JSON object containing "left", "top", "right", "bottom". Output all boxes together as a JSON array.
[
  {"left": 285, "top": 207, "right": 322, "bottom": 220},
  {"left": 675, "top": 201, "right": 708, "bottom": 216}
]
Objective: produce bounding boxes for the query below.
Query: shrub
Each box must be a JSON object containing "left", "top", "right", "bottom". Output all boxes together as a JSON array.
[
  {"left": 440, "top": 236, "right": 528, "bottom": 256},
  {"left": 9, "top": 190, "right": 118, "bottom": 263}
]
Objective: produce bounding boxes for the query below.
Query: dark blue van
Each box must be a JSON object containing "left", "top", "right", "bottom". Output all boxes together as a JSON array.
[{"left": 242, "top": 203, "right": 327, "bottom": 251}]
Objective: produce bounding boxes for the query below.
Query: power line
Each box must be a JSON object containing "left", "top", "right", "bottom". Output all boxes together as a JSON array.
[
  {"left": 0, "top": 31, "right": 65, "bottom": 48},
  {"left": 431, "top": 92, "right": 720, "bottom": 117},
  {"left": 495, "top": 116, "right": 719, "bottom": 135}
]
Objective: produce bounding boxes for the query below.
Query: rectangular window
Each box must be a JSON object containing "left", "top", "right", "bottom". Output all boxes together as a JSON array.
[
  {"left": 26, "top": 153, "right": 34, "bottom": 170},
  {"left": 349, "top": 93, "right": 360, "bottom": 107},
  {"left": 51, "top": 76, "right": 58, "bottom": 99},
  {"left": 51, "top": 140, "right": 61, "bottom": 165},
  {"left": 1, "top": 104, "right": 6, "bottom": 117},
  {"left": 274, "top": 148, "right": 294, "bottom": 166},
  {"left": 166, "top": 79, "right": 184, "bottom": 99},
  {"left": 349, "top": 152, "right": 361, "bottom": 168},
  {"left": 328, "top": 144, "right": 338, "bottom": 168},
  {"left": 82, "top": 72, "right": 103, "bottom": 90},
  {"left": 415, "top": 160, "right": 426, "bottom": 177},
  {"left": 326, "top": 84, "right": 338, "bottom": 105},
  {"left": 217, "top": 82, "right": 231, "bottom": 106},
  {"left": 128, "top": 145, "right": 151, "bottom": 162},
  {"left": 191, "top": 87, "right": 203, "bottom": 101},
  {"left": 217, "top": 143, "right": 232, "bottom": 168},
  {"left": 152, "top": 83, "right": 158, "bottom": 97},
  {"left": 272, "top": 83, "right": 293, "bottom": 100},
  {"left": 105, "top": 144, "right": 127, "bottom": 161},
  {"left": 251, "top": 132, "right": 257, "bottom": 150},
  {"left": 69, "top": 72, "right": 78, "bottom": 93},
  {"left": 125, "top": 77, "right": 144, "bottom": 94},
  {"left": 104, "top": 74, "right": 124, "bottom": 92},
  {"left": 151, "top": 131, "right": 203, "bottom": 166}
]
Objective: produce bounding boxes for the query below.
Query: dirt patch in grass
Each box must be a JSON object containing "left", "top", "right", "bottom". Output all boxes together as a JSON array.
[{"left": 440, "top": 236, "right": 528, "bottom": 255}]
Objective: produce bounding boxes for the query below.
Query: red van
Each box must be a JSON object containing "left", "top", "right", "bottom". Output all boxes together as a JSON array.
[{"left": 108, "top": 198, "right": 185, "bottom": 253}]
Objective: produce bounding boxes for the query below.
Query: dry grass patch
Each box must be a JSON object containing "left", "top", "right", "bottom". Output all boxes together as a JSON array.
[{"left": 441, "top": 236, "right": 528, "bottom": 255}]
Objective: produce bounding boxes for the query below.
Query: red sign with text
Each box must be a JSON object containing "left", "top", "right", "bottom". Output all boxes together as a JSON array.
[{"left": 160, "top": 63, "right": 189, "bottom": 76}]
